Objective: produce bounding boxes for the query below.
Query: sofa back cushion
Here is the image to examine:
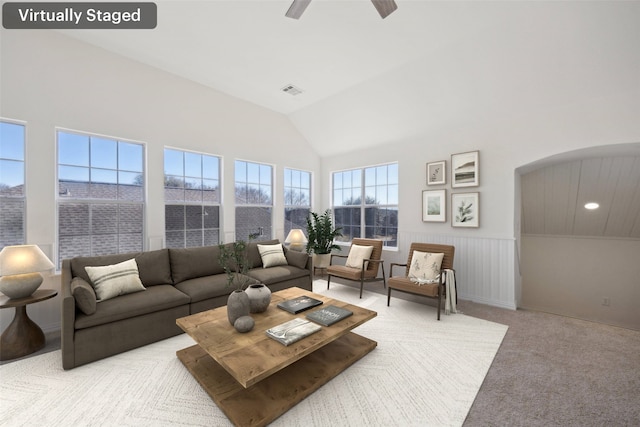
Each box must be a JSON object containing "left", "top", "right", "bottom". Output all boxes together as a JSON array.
[
  {"left": 246, "top": 239, "right": 280, "bottom": 269},
  {"left": 169, "top": 245, "right": 224, "bottom": 283},
  {"left": 70, "top": 249, "right": 172, "bottom": 287}
]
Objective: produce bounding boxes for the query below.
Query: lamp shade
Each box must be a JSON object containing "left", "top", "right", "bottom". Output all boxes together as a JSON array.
[
  {"left": 0, "top": 245, "right": 55, "bottom": 276},
  {"left": 285, "top": 229, "right": 308, "bottom": 245}
]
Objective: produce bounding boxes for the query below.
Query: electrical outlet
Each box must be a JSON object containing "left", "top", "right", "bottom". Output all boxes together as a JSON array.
[{"left": 602, "top": 297, "right": 610, "bottom": 307}]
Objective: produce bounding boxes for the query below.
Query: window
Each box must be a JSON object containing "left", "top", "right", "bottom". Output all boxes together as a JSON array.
[
  {"left": 235, "top": 160, "right": 272, "bottom": 242},
  {"left": 164, "top": 148, "right": 220, "bottom": 248},
  {"left": 333, "top": 163, "right": 398, "bottom": 248},
  {"left": 57, "top": 130, "right": 144, "bottom": 267},
  {"left": 284, "top": 168, "right": 311, "bottom": 237},
  {"left": 0, "top": 120, "right": 25, "bottom": 249}
]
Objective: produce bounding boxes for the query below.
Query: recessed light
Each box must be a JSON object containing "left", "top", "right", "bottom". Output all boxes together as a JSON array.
[{"left": 584, "top": 202, "right": 599, "bottom": 210}]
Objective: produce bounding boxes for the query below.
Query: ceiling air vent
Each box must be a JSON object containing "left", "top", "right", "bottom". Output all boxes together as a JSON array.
[{"left": 282, "top": 84, "right": 303, "bottom": 96}]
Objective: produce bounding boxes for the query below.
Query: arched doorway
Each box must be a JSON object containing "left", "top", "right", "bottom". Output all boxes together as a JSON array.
[{"left": 515, "top": 143, "right": 640, "bottom": 331}]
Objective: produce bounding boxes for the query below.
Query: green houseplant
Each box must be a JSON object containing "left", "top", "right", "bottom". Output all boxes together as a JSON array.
[{"left": 306, "top": 210, "right": 343, "bottom": 269}]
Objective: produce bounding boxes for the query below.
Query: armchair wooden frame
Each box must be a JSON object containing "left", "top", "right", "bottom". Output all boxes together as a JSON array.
[
  {"left": 327, "top": 238, "right": 387, "bottom": 299},
  {"left": 387, "top": 243, "right": 455, "bottom": 320}
]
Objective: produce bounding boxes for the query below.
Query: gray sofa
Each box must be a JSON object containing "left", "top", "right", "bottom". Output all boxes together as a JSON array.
[{"left": 61, "top": 239, "right": 312, "bottom": 369}]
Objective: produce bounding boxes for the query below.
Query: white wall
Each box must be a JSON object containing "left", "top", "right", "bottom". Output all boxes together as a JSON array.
[
  {"left": 0, "top": 30, "right": 321, "bottom": 331},
  {"left": 319, "top": 81, "right": 640, "bottom": 310},
  {"left": 521, "top": 235, "right": 640, "bottom": 331}
]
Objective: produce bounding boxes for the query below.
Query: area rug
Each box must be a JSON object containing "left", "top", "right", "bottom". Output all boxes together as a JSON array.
[{"left": 0, "top": 282, "right": 508, "bottom": 427}]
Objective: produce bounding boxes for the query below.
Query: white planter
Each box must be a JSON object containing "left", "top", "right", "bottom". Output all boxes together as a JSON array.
[{"left": 313, "top": 253, "right": 332, "bottom": 269}]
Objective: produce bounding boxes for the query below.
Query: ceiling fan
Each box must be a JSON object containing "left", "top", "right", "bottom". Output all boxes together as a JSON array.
[{"left": 286, "top": 0, "right": 398, "bottom": 20}]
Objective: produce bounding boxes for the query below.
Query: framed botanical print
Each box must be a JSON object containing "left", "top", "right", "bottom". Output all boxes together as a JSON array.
[
  {"left": 426, "top": 161, "right": 446, "bottom": 185},
  {"left": 422, "top": 190, "right": 446, "bottom": 222},
  {"left": 451, "top": 151, "right": 479, "bottom": 187},
  {"left": 451, "top": 192, "right": 479, "bottom": 227}
]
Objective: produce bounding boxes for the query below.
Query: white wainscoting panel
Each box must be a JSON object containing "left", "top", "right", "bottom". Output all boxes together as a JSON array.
[{"left": 389, "top": 232, "right": 517, "bottom": 310}]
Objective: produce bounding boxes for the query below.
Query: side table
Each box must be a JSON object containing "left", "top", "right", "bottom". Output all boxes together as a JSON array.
[{"left": 0, "top": 289, "right": 57, "bottom": 361}]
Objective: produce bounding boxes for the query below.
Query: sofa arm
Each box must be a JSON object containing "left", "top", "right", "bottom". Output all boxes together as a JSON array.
[{"left": 60, "top": 259, "right": 76, "bottom": 369}]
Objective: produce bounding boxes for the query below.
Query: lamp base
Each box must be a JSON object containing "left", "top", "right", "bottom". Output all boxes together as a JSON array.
[{"left": 0, "top": 273, "right": 44, "bottom": 299}]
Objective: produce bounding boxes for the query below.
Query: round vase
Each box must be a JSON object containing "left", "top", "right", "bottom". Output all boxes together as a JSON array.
[
  {"left": 245, "top": 284, "right": 271, "bottom": 313},
  {"left": 227, "top": 290, "right": 250, "bottom": 325}
]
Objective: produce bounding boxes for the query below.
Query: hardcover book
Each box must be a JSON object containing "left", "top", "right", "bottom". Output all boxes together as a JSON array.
[
  {"left": 277, "top": 295, "right": 323, "bottom": 314},
  {"left": 306, "top": 305, "right": 354, "bottom": 326},
  {"left": 265, "top": 318, "right": 322, "bottom": 346}
]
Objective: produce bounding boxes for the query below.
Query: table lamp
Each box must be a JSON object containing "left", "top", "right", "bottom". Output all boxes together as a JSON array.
[
  {"left": 0, "top": 245, "right": 55, "bottom": 299},
  {"left": 284, "top": 229, "right": 308, "bottom": 252}
]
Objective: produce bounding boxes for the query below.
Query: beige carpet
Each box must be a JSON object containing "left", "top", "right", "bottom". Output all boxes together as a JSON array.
[{"left": 0, "top": 282, "right": 507, "bottom": 426}]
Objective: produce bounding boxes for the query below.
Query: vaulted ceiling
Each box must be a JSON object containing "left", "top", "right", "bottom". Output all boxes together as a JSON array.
[
  {"left": 54, "top": 1, "right": 640, "bottom": 239},
  {"left": 58, "top": 1, "right": 640, "bottom": 157}
]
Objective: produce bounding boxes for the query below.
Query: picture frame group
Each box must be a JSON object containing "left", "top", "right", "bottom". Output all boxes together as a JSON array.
[{"left": 424, "top": 151, "right": 480, "bottom": 227}]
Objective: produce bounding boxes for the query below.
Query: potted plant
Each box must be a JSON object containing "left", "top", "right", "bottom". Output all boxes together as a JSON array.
[
  {"left": 306, "top": 209, "right": 343, "bottom": 269},
  {"left": 218, "top": 240, "right": 253, "bottom": 325}
]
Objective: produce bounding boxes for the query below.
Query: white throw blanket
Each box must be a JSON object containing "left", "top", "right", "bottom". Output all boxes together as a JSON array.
[{"left": 444, "top": 269, "right": 457, "bottom": 315}]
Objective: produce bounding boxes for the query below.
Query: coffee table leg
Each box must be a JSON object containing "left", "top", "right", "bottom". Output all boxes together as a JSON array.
[{"left": 0, "top": 305, "right": 46, "bottom": 361}]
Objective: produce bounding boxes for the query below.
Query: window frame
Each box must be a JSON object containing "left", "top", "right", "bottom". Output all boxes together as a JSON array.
[
  {"left": 234, "top": 159, "right": 274, "bottom": 241},
  {"left": 0, "top": 118, "right": 26, "bottom": 249},
  {"left": 284, "top": 167, "right": 312, "bottom": 238},
  {"left": 163, "top": 147, "right": 222, "bottom": 248},
  {"left": 331, "top": 162, "right": 398, "bottom": 249},
  {"left": 56, "top": 128, "right": 146, "bottom": 267}
]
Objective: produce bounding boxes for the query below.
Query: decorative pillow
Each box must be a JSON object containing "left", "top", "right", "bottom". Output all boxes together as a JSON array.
[
  {"left": 257, "top": 244, "right": 288, "bottom": 268},
  {"left": 71, "top": 277, "right": 97, "bottom": 315},
  {"left": 284, "top": 248, "right": 309, "bottom": 269},
  {"left": 345, "top": 244, "right": 374, "bottom": 269},
  {"left": 85, "top": 258, "right": 146, "bottom": 302},
  {"left": 408, "top": 251, "right": 444, "bottom": 283}
]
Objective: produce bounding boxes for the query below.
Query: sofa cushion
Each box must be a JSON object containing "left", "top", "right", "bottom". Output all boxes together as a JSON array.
[
  {"left": 174, "top": 274, "right": 255, "bottom": 304},
  {"left": 70, "top": 249, "right": 172, "bottom": 287},
  {"left": 74, "top": 285, "right": 190, "bottom": 330},
  {"left": 284, "top": 248, "right": 308, "bottom": 269},
  {"left": 85, "top": 258, "right": 146, "bottom": 302},
  {"left": 247, "top": 265, "right": 309, "bottom": 285},
  {"left": 246, "top": 239, "right": 280, "bottom": 269},
  {"left": 257, "top": 243, "right": 288, "bottom": 268},
  {"left": 169, "top": 245, "right": 224, "bottom": 283},
  {"left": 71, "top": 277, "right": 97, "bottom": 315}
]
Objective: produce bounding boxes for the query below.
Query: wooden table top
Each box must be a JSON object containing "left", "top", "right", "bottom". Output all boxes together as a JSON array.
[
  {"left": 176, "top": 286, "right": 377, "bottom": 388},
  {"left": 0, "top": 289, "right": 58, "bottom": 308}
]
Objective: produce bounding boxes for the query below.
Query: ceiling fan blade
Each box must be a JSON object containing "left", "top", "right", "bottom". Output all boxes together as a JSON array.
[
  {"left": 286, "top": 0, "right": 312, "bottom": 19},
  {"left": 371, "top": 0, "right": 398, "bottom": 19}
]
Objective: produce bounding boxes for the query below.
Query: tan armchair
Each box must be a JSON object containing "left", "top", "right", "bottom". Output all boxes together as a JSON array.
[
  {"left": 387, "top": 243, "right": 455, "bottom": 320},
  {"left": 327, "top": 238, "right": 386, "bottom": 298}
]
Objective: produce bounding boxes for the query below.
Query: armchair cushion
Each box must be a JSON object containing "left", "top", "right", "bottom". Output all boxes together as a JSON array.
[
  {"left": 408, "top": 251, "right": 444, "bottom": 283},
  {"left": 345, "top": 244, "right": 374, "bottom": 269}
]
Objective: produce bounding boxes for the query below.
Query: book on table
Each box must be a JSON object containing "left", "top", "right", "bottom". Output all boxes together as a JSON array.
[
  {"left": 265, "top": 317, "right": 322, "bottom": 346},
  {"left": 306, "top": 305, "right": 354, "bottom": 326},
  {"left": 277, "top": 295, "right": 323, "bottom": 314}
]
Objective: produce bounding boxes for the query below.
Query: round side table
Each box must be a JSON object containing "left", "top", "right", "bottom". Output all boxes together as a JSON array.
[{"left": 0, "top": 289, "right": 57, "bottom": 361}]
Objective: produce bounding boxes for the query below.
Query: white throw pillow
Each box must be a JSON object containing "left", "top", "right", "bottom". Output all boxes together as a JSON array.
[
  {"left": 408, "top": 251, "right": 444, "bottom": 283},
  {"left": 85, "top": 258, "right": 146, "bottom": 302},
  {"left": 258, "top": 243, "right": 288, "bottom": 268},
  {"left": 345, "top": 244, "right": 374, "bottom": 269}
]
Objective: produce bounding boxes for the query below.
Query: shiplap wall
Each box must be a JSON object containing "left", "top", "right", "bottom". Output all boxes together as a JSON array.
[{"left": 521, "top": 156, "right": 640, "bottom": 238}]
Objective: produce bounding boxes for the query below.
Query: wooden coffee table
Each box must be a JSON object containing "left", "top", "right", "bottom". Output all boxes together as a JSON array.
[{"left": 176, "top": 287, "right": 377, "bottom": 427}]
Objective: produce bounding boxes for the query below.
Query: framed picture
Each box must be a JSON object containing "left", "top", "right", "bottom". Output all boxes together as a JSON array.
[
  {"left": 451, "top": 151, "right": 479, "bottom": 187},
  {"left": 451, "top": 192, "right": 479, "bottom": 227},
  {"left": 422, "top": 190, "right": 446, "bottom": 222},
  {"left": 426, "top": 161, "right": 446, "bottom": 185}
]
